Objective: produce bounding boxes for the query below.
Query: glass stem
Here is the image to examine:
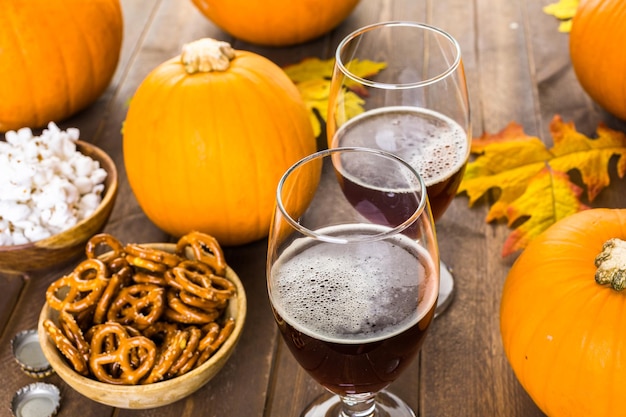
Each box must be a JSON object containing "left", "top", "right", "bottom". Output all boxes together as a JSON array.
[{"left": 340, "top": 394, "right": 377, "bottom": 417}]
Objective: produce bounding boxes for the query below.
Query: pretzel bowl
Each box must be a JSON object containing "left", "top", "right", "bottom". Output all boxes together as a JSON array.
[
  {"left": 37, "top": 242, "right": 247, "bottom": 409},
  {"left": 0, "top": 140, "right": 118, "bottom": 273}
]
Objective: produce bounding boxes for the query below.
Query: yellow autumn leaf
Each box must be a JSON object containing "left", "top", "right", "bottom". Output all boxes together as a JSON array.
[
  {"left": 501, "top": 168, "right": 589, "bottom": 257},
  {"left": 285, "top": 57, "right": 386, "bottom": 137},
  {"left": 543, "top": 0, "right": 579, "bottom": 33},
  {"left": 458, "top": 114, "right": 626, "bottom": 255}
]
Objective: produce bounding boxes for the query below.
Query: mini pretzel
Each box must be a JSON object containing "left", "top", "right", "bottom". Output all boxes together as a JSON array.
[
  {"left": 143, "top": 329, "right": 188, "bottom": 384},
  {"left": 93, "top": 272, "right": 124, "bottom": 324},
  {"left": 179, "top": 289, "right": 228, "bottom": 311},
  {"left": 132, "top": 271, "right": 168, "bottom": 287},
  {"left": 43, "top": 318, "right": 89, "bottom": 376},
  {"left": 197, "top": 318, "right": 235, "bottom": 366},
  {"left": 168, "top": 326, "right": 202, "bottom": 377},
  {"left": 58, "top": 310, "right": 90, "bottom": 364},
  {"left": 176, "top": 231, "right": 227, "bottom": 276},
  {"left": 85, "top": 233, "right": 125, "bottom": 261},
  {"left": 171, "top": 263, "right": 236, "bottom": 302},
  {"left": 107, "top": 284, "right": 165, "bottom": 330},
  {"left": 46, "top": 258, "right": 110, "bottom": 313},
  {"left": 165, "top": 289, "right": 221, "bottom": 324},
  {"left": 125, "top": 244, "right": 182, "bottom": 273},
  {"left": 89, "top": 322, "right": 156, "bottom": 385}
]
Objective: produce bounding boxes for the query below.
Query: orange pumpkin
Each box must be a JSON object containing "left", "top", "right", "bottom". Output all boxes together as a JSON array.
[
  {"left": 191, "top": 0, "right": 361, "bottom": 46},
  {"left": 0, "top": 0, "right": 123, "bottom": 132},
  {"left": 570, "top": 0, "right": 626, "bottom": 120},
  {"left": 123, "top": 38, "right": 316, "bottom": 246},
  {"left": 500, "top": 208, "right": 626, "bottom": 416}
]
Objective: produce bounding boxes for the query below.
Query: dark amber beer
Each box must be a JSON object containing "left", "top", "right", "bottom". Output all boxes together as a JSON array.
[
  {"left": 269, "top": 224, "right": 438, "bottom": 395},
  {"left": 332, "top": 106, "right": 469, "bottom": 221}
]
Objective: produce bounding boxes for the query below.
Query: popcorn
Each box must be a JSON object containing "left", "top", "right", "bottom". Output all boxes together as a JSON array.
[{"left": 0, "top": 122, "right": 108, "bottom": 245}]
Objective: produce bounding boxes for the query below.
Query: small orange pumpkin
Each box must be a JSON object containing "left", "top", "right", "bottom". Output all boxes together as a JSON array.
[
  {"left": 570, "top": 0, "right": 626, "bottom": 120},
  {"left": 191, "top": 0, "right": 361, "bottom": 46},
  {"left": 123, "top": 38, "right": 316, "bottom": 246},
  {"left": 0, "top": 0, "right": 124, "bottom": 132},
  {"left": 500, "top": 208, "right": 626, "bottom": 416}
]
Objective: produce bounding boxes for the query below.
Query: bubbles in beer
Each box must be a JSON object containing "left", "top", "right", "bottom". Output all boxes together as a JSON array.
[{"left": 270, "top": 225, "right": 437, "bottom": 344}]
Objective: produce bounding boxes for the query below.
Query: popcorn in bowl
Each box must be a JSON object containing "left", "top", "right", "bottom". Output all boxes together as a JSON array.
[{"left": 0, "top": 122, "right": 108, "bottom": 245}]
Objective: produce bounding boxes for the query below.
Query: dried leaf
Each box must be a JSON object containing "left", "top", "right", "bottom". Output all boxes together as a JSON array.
[
  {"left": 285, "top": 57, "right": 386, "bottom": 137},
  {"left": 458, "top": 115, "right": 626, "bottom": 255},
  {"left": 543, "top": 0, "right": 579, "bottom": 33},
  {"left": 501, "top": 168, "right": 589, "bottom": 257}
]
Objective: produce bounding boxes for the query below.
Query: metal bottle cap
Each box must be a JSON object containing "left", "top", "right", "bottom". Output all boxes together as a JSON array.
[
  {"left": 11, "top": 330, "right": 54, "bottom": 378},
  {"left": 11, "top": 382, "right": 61, "bottom": 417}
]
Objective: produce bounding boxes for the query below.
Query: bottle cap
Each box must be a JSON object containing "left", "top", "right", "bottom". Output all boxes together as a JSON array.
[
  {"left": 11, "top": 330, "right": 54, "bottom": 379},
  {"left": 11, "top": 382, "right": 61, "bottom": 417}
]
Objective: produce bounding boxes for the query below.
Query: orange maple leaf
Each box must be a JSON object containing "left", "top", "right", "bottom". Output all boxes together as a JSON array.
[{"left": 459, "top": 115, "right": 626, "bottom": 256}]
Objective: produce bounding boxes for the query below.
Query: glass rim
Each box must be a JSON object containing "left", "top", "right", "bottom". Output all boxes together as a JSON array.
[
  {"left": 275, "top": 147, "right": 429, "bottom": 244},
  {"left": 335, "top": 20, "right": 462, "bottom": 90}
]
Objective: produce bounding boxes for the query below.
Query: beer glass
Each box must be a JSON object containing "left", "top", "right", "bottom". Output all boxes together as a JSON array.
[
  {"left": 267, "top": 147, "right": 439, "bottom": 417},
  {"left": 327, "top": 21, "right": 471, "bottom": 316}
]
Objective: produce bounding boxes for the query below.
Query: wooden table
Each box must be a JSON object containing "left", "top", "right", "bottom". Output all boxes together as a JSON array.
[{"left": 3, "top": 0, "right": 626, "bottom": 416}]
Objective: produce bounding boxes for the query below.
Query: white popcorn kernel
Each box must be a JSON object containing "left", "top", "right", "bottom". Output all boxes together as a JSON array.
[
  {"left": 0, "top": 201, "right": 31, "bottom": 223},
  {"left": 90, "top": 167, "right": 107, "bottom": 185},
  {"left": 0, "top": 232, "right": 13, "bottom": 246},
  {"left": 24, "top": 224, "right": 52, "bottom": 242},
  {"left": 47, "top": 202, "right": 74, "bottom": 229},
  {"left": 73, "top": 154, "right": 96, "bottom": 177},
  {"left": 66, "top": 127, "right": 80, "bottom": 141},
  {"left": 79, "top": 193, "right": 101, "bottom": 213},
  {"left": 11, "top": 230, "right": 29, "bottom": 246},
  {"left": 73, "top": 177, "right": 93, "bottom": 194}
]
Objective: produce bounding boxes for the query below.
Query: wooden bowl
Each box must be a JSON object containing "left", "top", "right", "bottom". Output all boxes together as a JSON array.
[
  {"left": 37, "top": 243, "right": 247, "bottom": 409},
  {"left": 0, "top": 140, "right": 118, "bottom": 273}
]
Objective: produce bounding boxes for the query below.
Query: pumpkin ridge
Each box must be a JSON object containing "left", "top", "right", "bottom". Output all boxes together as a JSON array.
[{"left": 0, "top": 4, "right": 35, "bottom": 129}]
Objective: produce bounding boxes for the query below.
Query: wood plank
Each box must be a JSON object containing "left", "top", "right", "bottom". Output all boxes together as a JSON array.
[{"left": 420, "top": 0, "right": 546, "bottom": 416}]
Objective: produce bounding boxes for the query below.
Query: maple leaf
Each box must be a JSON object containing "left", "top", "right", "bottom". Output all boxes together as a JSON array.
[
  {"left": 458, "top": 115, "right": 626, "bottom": 255},
  {"left": 543, "top": 0, "right": 579, "bottom": 33},
  {"left": 501, "top": 168, "right": 589, "bottom": 257},
  {"left": 284, "top": 57, "right": 386, "bottom": 137}
]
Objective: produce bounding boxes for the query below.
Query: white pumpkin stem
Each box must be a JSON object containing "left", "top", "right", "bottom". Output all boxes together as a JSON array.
[
  {"left": 181, "top": 38, "right": 235, "bottom": 74},
  {"left": 595, "top": 238, "right": 626, "bottom": 291}
]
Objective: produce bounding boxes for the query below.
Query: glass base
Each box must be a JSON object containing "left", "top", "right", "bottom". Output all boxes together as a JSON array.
[
  {"left": 435, "top": 260, "right": 455, "bottom": 317},
  {"left": 302, "top": 390, "right": 416, "bottom": 417}
]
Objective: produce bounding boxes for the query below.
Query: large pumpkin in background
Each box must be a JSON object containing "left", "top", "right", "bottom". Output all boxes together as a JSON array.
[
  {"left": 123, "top": 38, "right": 317, "bottom": 246},
  {"left": 500, "top": 209, "right": 626, "bottom": 416},
  {"left": 0, "top": 0, "right": 123, "bottom": 132},
  {"left": 191, "top": 0, "right": 361, "bottom": 46},
  {"left": 570, "top": 0, "right": 626, "bottom": 120}
]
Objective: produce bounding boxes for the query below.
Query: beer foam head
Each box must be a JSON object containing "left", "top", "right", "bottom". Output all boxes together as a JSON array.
[{"left": 270, "top": 224, "right": 438, "bottom": 343}]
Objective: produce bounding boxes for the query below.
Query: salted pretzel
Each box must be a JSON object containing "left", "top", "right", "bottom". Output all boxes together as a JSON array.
[
  {"left": 124, "top": 244, "right": 182, "bottom": 273},
  {"left": 132, "top": 271, "right": 168, "bottom": 287},
  {"left": 143, "top": 329, "right": 188, "bottom": 384},
  {"left": 43, "top": 318, "right": 89, "bottom": 376},
  {"left": 58, "top": 309, "right": 91, "bottom": 364},
  {"left": 176, "top": 231, "right": 227, "bottom": 276},
  {"left": 164, "top": 289, "right": 221, "bottom": 324},
  {"left": 93, "top": 273, "right": 124, "bottom": 324},
  {"left": 46, "top": 258, "right": 110, "bottom": 313},
  {"left": 89, "top": 322, "right": 157, "bottom": 385},
  {"left": 107, "top": 284, "right": 165, "bottom": 330},
  {"left": 170, "top": 261, "right": 236, "bottom": 302},
  {"left": 179, "top": 288, "right": 228, "bottom": 311},
  {"left": 85, "top": 233, "right": 125, "bottom": 263},
  {"left": 168, "top": 326, "right": 202, "bottom": 377},
  {"left": 197, "top": 318, "right": 235, "bottom": 366}
]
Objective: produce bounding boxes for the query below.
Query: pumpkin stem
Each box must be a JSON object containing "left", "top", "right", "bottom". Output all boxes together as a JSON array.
[
  {"left": 595, "top": 238, "right": 626, "bottom": 291},
  {"left": 181, "top": 38, "right": 235, "bottom": 74}
]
